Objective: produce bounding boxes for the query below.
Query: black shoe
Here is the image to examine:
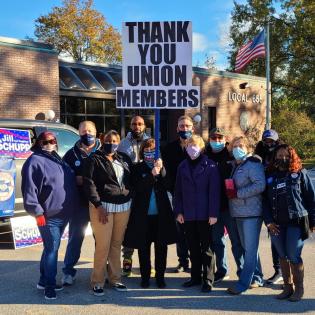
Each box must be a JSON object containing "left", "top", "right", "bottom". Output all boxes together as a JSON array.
[
  {"left": 172, "top": 264, "right": 190, "bottom": 273},
  {"left": 214, "top": 273, "right": 230, "bottom": 283},
  {"left": 140, "top": 279, "right": 150, "bottom": 288},
  {"left": 266, "top": 271, "right": 283, "bottom": 284},
  {"left": 201, "top": 280, "right": 213, "bottom": 293},
  {"left": 44, "top": 287, "right": 57, "bottom": 300},
  {"left": 182, "top": 279, "right": 201, "bottom": 287},
  {"left": 156, "top": 278, "right": 166, "bottom": 288}
]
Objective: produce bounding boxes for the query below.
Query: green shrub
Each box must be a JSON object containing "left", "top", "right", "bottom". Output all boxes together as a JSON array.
[{"left": 272, "top": 110, "right": 315, "bottom": 159}]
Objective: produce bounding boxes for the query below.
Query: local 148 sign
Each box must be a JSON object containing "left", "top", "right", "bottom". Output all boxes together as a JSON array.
[{"left": 117, "top": 21, "right": 200, "bottom": 109}]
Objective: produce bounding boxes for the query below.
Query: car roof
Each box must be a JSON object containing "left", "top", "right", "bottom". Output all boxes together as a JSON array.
[{"left": 0, "top": 118, "right": 78, "bottom": 133}]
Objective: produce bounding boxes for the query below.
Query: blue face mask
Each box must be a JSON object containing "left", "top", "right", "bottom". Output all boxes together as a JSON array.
[
  {"left": 103, "top": 143, "right": 118, "bottom": 155},
  {"left": 80, "top": 134, "right": 95, "bottom": 146},
  {"left": 178, "top": 130, "right": 192, "bottom": 140},
  {"left": 210, "top": 141, "right": 225, "bottom": 152},
  {"left": 143, "top": 150, "right": 155, "bottom": 168},
  {"left": 232, "top": 147, "right": 247, "bottom": 160}
]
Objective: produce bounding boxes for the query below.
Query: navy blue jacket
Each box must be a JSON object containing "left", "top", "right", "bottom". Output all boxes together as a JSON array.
[
  {"left": 63, "top": 139, "right": 101, "bottom": 209},
  {"left": 263, "top": 169, "right": 315, "bottom": 227},
  {"left": 174, "top": 154, "right": 220, "bottom": 221},
  {"left": 21, "top": 150, "right": 78, "bottom": 218}
]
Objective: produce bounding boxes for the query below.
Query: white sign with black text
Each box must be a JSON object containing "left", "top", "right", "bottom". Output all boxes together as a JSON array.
[{"left": 116, "top": 21, "right": 200, "bottom": 109}]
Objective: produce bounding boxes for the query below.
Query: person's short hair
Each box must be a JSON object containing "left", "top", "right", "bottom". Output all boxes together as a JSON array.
[
  {"left": 139, "top": 138, "right": 155, "bottom": 160},
  {"left": 186, "top": 135, "right": 205, "bottom": 151},
  {"left": 230, "top": 136, "right": 252, "bottom": 152},
  {"left": 103, "top": 130, "right": 120, "bottom": 143},
  {"left": 177, "top": 115, "right": 193, "bottom": 125},
  {"left": 78, "top": 120, "right": 96, "bottom": 131},
  {"left": 131, "top": 115, "right": 145, "bottom": 125}
]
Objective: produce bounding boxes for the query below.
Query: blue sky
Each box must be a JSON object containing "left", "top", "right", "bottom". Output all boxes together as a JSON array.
[{"left": 0, "top": 0, "right": 244, "bottom": 70}]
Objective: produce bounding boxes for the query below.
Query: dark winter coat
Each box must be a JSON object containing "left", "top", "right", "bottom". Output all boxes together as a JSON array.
[
  {"left": 174, "top": 154, "right": 221, "bottom": 221},
  {"left": 206, "top": 145, "right": 233, "bottom": 212},
  {"left": 21, "top": 149, "right": 78, "bottom": 218},
  {"left": 161, "top": 139, "right": 188, "bottom": 195},
  {"left": 123, "top": 162, "right": 177, "bottom": 249},
  {"left": 63, "top": 139, "right": 101, "bottom": 209},
  {"left": 83, "top": 150, "right": 133, "bottom": 207}
]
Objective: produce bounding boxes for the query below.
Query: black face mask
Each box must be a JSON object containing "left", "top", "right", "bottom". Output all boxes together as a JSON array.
[
  {"left": 102, "top": 143, "right": 118, "bottom": 155},
  {"left": 131, "top": 130, "right": 144, "bottom": 140},
  {"left": 275, "top": 158, "right": 290, "bottom": 169},
  {"left": 263, "top": 142, "right": 277, "bottom": 152}
]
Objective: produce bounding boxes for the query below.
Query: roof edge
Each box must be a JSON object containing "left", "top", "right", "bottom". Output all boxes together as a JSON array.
[{"left": 0, "top": 36, "right": 57, "bottom": 54}]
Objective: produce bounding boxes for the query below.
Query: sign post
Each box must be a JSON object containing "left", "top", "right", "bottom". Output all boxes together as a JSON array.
[{"left": 116, "top": 21, "right": 200, "bottom": 156}]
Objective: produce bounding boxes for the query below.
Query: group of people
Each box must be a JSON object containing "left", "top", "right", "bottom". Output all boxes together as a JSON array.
[{"left": 21, "top": 115, "right": 315, "bottom": 302}]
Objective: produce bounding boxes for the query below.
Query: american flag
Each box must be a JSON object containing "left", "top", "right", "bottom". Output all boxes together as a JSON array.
[{"left": 235, "top": 30, "right": 266, "bottom": 72}]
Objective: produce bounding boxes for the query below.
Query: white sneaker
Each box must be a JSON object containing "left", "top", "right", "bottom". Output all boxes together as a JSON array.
[
  {"left": 112, "top": 282, "right": 127, "bottom": 291},
  {"left": 62, "top": 274, "right": 75, "bottom": 286}
]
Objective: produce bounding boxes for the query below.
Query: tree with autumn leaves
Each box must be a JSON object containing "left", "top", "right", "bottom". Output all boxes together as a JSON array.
[{"left": 35, "top": 0, "right": 122, "bottom": 64}]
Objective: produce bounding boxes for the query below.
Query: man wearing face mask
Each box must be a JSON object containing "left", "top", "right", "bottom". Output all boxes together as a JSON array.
[
  {"left": 21, "top": 132, "right": 78, "bottom": 300},
  {"left": 255, "top": 129, "right": 284, "bottom": 285},
  {"left": 117, "top": 115, "right": 149, "bottom": 276},
  {"left": 206, "top": 128, "right": 244, "bottom": 283},
  {"left": 62, "top": 121, "right": 101, "bottom": 286},
  {"left": 161, "top": 115, "right": 195, "bottom": 273}
]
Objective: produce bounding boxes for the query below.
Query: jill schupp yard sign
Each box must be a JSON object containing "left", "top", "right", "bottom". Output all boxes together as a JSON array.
[{"left": 116, "top": 21, "right": 200, "bottom": 109}]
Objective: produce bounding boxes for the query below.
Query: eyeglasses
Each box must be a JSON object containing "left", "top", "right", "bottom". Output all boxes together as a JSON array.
[{"left": 41, "top": 139, "right": 57, "bottom": 145}]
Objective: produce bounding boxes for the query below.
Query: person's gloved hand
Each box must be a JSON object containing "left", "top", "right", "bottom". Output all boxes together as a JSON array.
[{"left": 36, "top": 215, "right": 46, "bottom": 227}]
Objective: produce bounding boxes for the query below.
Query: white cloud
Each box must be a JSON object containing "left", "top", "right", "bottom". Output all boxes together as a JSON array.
[
  {"left": 218, "top": 14, "right": 232, "bottom": 52},
  {"left": 192, "top": 32, "right": 209, "bottom": 53}
]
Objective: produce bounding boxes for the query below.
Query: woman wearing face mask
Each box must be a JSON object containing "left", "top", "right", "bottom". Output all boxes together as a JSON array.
[
  {"left": 21, "top": 132, "right": 78, "bottom": 300},
  {"left": 174, "top": 135, "right": 220, "bottom": 292},
  {"left": 226, "top": 136, "right": 266, "bottom": 295},
  {"left": 123, "top": 139, "right": 177, "bottom": 288},
  {"left": 263, "top": 144, "right": 315, "bottom": 302},
  {"left": 83, "top": 130, "right": 133, "bottom": 296}
]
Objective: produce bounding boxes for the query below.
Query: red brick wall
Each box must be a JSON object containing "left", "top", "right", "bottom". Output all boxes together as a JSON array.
[
  {"left": 186, "top": 71, "right": 267, "bottom": 144},
  {"left": 0, "top": 42, "right": 59, "bottom": 119}
]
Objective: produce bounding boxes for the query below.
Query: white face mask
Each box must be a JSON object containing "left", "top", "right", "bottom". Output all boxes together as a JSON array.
[{"left": 42, "top": 144, "right": 57, "bottom": 153}]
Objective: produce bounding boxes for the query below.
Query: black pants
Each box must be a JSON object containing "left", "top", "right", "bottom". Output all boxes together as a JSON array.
[
  {"left": 271, "top": 242, "right": 280, "bottom": 272},
  {"left": 138, "top": 216, "right": 167, "bottom": 281},
  {"left": 184, "top": 220, "right": 215, "bottom": 284},
  {"left": 176, "top": 221, "right": 190, "bottom": 267}
]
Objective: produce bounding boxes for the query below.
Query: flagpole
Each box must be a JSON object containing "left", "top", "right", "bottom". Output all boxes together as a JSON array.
[{"left": 265, "top": 21, "right": 271, "bottom": 130}]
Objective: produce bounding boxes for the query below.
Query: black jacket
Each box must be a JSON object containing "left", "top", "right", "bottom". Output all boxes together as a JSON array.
[
  {"left": 83, "top": 150, "right": 133, "bottom": 207},
  {"left": 206, "top": 145, "right": 233, "bottom": 212},
  {"left": 161, "top": 139, "right": 188, "bottom": 195},
  {"left": 123, "top": 162, "right": 177, "bottom": 249},
  {"left": 63, "top": 139, "right": 101, "bottom": 208}
]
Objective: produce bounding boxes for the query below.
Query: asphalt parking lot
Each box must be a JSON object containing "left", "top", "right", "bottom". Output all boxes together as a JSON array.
[{"left": 0, "top": 224, "right": 314, "bottom": 315}]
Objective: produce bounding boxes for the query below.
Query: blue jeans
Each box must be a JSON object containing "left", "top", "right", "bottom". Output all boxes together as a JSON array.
[
  {"left": 211, "top": 210, "right": 244, "bottom": 277},
  {"left": 63, "top": 209, "right": 89, "bottom": 277},
  {"left": 235, "top": 217, "right": 264, "bottom": 292},
  {"left": 270, "top": 225, "right": 304, "bottom": 264},
  {"left": 38, "top": 217, "right": 68, "bottom": 288}
]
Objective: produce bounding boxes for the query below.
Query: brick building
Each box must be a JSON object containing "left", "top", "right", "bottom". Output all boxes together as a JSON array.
[{"left": 0, "top": 36, "right": 267, "bottom": 143}]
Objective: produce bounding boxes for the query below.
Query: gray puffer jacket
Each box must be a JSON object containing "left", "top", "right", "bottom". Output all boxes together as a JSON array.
[{"left": 229, "top": 155, "right": 266, "bottom": 218}]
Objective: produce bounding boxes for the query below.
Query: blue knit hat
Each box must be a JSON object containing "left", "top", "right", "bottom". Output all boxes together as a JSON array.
[{"left": 262, "top": 129, "right": 279, "bottom": 141}]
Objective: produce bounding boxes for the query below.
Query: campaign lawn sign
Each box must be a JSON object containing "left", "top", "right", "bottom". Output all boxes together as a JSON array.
[
  {"left": 0, "top": 128, "right": 32, "bottom": 159},
  {"left": 0, "top": 158, "right": 16, "bottom": 217},
  {"left": 117, "top": 21, "right": 200, "bottom": 109}
]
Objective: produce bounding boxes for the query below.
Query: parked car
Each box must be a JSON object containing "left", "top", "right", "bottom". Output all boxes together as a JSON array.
[{"left": 0, "top": 119, "right": 79, "bottom": 248}]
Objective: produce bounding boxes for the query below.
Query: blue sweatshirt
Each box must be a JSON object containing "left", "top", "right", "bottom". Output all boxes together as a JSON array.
[{"left": 21, "top": 150, "right": 78, "bottom": 218}]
